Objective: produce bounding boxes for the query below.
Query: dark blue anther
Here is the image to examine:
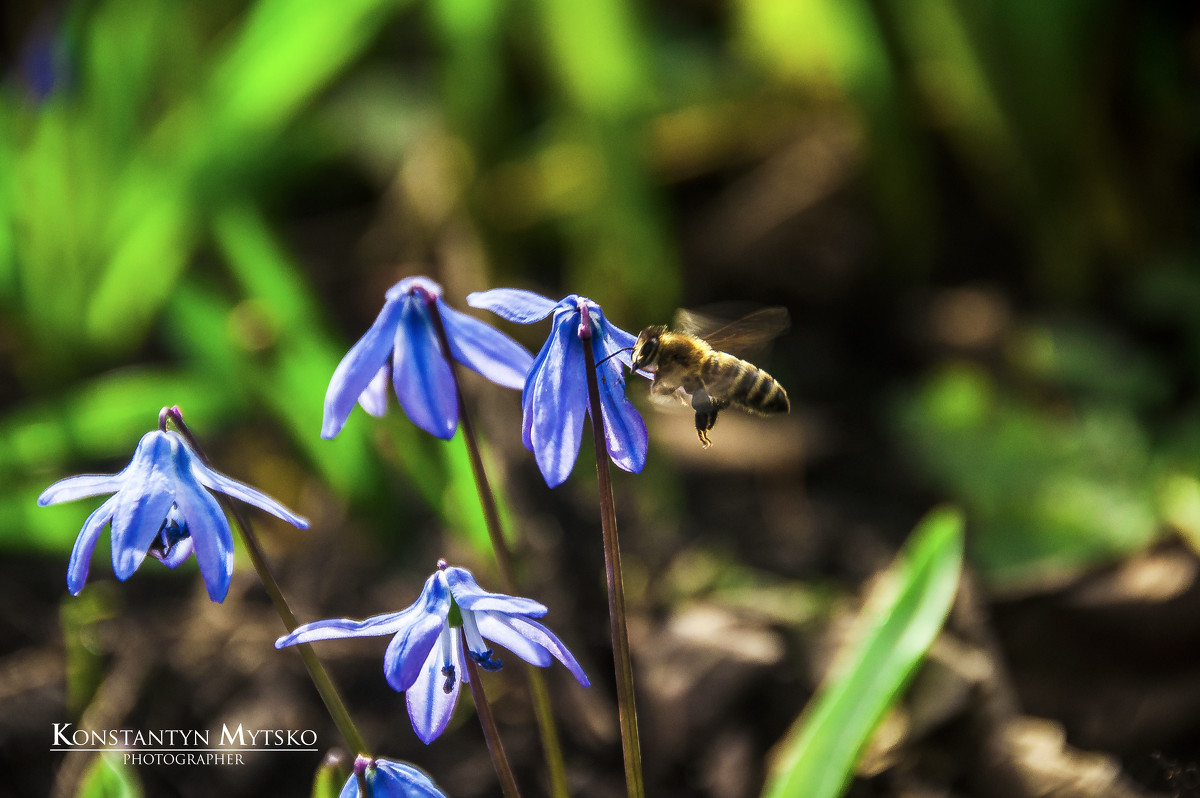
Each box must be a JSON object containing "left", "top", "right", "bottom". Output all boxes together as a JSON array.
[
  {"left": 149, "top": 512, "right": 189, "bottom": 562},
  {"left": 160, "top": 517, "right": 188, "bottom": 549},
  {"left": 469, "top": 649, "right": 503, "bottom": 672}
]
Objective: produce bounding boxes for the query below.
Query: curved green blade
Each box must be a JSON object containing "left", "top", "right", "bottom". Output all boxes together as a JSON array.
[
  {"left": 763, "top": 506, "right": 965, "bottom": 798},
  {"left": 76, "top": 752, "right": 143, "bottom": 798}
]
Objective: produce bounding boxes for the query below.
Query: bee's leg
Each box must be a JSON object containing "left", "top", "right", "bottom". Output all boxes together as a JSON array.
[
  {"left": 691, "top": 390, "right": 725, "bottom": 449},
  {"left": 650, "top": 379, "right": 676, "bottom": 398}
]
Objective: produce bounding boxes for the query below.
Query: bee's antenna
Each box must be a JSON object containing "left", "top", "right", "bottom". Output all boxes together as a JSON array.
[{"left": 596, "top": 347, "right": 634, "bottom": 368}]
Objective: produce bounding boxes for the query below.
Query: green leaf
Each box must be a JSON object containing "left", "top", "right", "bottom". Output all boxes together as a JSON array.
[
  {"left": 761, "top": 507, "right": 964, "bottom": 798},
  {"left": 76, "top": 752, "right": 143, "bottom": 798}
]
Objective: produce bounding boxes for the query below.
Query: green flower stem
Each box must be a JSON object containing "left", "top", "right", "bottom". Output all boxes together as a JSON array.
[
  {"left": 426, "top": 299, "right": 573, "bottom": 798},
  {"left": 164, "top": 408, "right": 370, "bottom": 758},
  {"left": 579, "top": 336, "right": 646, "bottom": 798},
  {"left": 463, "top": 639, "right": 523, "bottom": 798}
]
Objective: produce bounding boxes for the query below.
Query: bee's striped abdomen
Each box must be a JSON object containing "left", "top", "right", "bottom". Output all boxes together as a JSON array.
[
  {"left": 744, "top": 366, "right": 789, "bottom": 413},
  {"left": 702, "top": 353, "right": 789, "bottom": 415}
]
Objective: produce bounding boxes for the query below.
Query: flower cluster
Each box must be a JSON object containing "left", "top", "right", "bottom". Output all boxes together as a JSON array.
[
  {"left": 277, "top": 561, "right": 588, "bottom": 744},
  {"left": 39, "top": 274, "right": 657, "bottom": 793}
]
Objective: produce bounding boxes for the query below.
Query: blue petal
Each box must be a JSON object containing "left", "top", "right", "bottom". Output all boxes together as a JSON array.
[
  {"left": 477, "top": 613, "right": 590, "bottom": 687},
  {"left": 191, "top": 467, "right": 309, "bottom": 528},
  {"left": 437, "top": 300, "right": 533, "bottom": 390},
  {"left": 184, "top": 437, "right": 308, "bottom": 529},
  {"left": 109, "top": 433, "right": 177, "bottom": 581},
  {"left": 392, "top": 299, "right": 458, "bottom": 440},
  {"left": 383, "top": 573, "right": 453, "bottom": 692},
  {"left": 358, "top": 365, "right": 391, "bottom": 417},
  {"left": 275, "top": 608, "right": 418, "bottom": 649},
  {"left": 41, "top": 429, "right": 164, "bottom": 507},
  {"left": 528, "top": 313, "right": 588, "bottom": 488},
  {"left": 474, "top": 612, "right": 552, "bottom": 667},
  {"left": 342, "top": 759, "right": 449, "bottom": 798},
  {"left": 596, "top": 312, "right": 649, "bottom": 379},
  {"left": 442, "top": 566, "right": 548, "bottom": 617},
  {"left": 521, "top": 334, "right": 555, "bottom": 451},
  {"left": 406, "top": 626, "right": 464, "bottom": 744},
  {"left": 467, "top": 288, "right": 559, "bottom": 324},
  {"left": 373, "top": 760, "right": 448, "bottom": 798},
  {"left": 174, "top": 465, "right": 234, "bottom": 603},
  {"left": 192, "top": 467, "right": 308, "bottom": 528},
  {"left": 337, "top": 773, "right": 359, "bottom": 798},
  {"left": 322, "top": 296, "right": 406, "bottom": 439},
  {"left": 597, "top": 356, "right": 648, "bottom": 474},
  {"left": 38, "top": 473, "right": 125, "bottom": 507},
  {"left": 593, "top": 306, "right": 638, "bottom": 354},
  {"left": 66, "top": 495, "right": 119, "bottom": 595}
]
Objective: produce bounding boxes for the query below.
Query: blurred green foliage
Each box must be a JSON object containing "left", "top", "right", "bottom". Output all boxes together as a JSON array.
[
  {"left": 896, "top": 357, "right": 1158, "bottom": 585},
  {"left": 895, "top": 309, "right": 1200, "bottom": 587},
  {"left": 0, "top": 0, "right": 1195, "bottom": 674}
]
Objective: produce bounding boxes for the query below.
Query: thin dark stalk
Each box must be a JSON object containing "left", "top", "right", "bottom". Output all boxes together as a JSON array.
[
  {"left": 164, "top": 407, "right": 369, "bottom": 758},
  {"left": 426, "top": 303, "right": 516, "bottom": 581},
  {"left": 579, "top": 337, "right": 646, "bottom": 798},
  {"left": 463, "top": 638, "right": 523, "bottom": 798},
  {"left": 425, "top": 300, "right": 573, "bottom": 798}
]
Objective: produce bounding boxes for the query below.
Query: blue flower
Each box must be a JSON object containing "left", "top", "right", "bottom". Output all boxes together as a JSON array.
[
  {"left": 467, "top": 289, "right": 647, "bottom": 487},
  {"left": 276, "top": 562, "right": 589, "bottom": 744},
  {"left": 340, "top": 756, "right": 447, "bottom": 798},
  {"left": 38, "top": 430, "right": 308, "bottom": 602},
  {"left": 323, "top": 276, "right": 534, "bottom": 440}
]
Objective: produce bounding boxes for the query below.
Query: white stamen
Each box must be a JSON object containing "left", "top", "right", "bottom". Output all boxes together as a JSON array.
[
  {"left": 460, "top": 609, "right": 488, "bottom": 657},
  {"left": 438, "top": 622, "right": 454, "bottom": 670}
]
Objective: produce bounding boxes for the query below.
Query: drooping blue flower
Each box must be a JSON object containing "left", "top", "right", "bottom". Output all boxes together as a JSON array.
[
  {"left": 276, "top": 562, "right": 589, "bottom": 744},
  {"left": 340, "top": 756, "right": 447, "bottom": 798},
  {"left": 38, "top": 430, "right": 308, "bottom": 602},
  {"left": 467, "top": 289, "right": 647, "bottom": 487},
  {"left": 323, "top": 276, "right": 534, "bottom": 440}
]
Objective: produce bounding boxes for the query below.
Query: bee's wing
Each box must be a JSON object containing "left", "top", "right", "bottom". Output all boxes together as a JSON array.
[{"left": 673, "top": 306, "right": 790, "bottom": 356}]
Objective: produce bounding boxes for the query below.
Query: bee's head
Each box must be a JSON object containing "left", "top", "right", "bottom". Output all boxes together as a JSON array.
[{"left": 631, "top": 326, "right": 666, "bottom": 371}]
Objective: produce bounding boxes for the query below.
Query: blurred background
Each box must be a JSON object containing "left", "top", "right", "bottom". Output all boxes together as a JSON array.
[{"left": 1, "top": 0, "right": 1199, "bottom": 796}]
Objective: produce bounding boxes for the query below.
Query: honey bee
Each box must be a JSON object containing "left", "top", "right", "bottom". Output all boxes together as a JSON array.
[{"left": 630, "top": 307, "right": 790, "bottom": 448}]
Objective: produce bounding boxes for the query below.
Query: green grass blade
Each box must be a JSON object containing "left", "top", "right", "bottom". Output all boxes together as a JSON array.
[
  {"left": 762, "top": 506, "right": 964, "bottom": 798},
  {"left": 76, "top": 751, "right": 143, "bottom": 798},
  {"left": 309, "top": 752, "right": 350, "bottom": 798}
]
